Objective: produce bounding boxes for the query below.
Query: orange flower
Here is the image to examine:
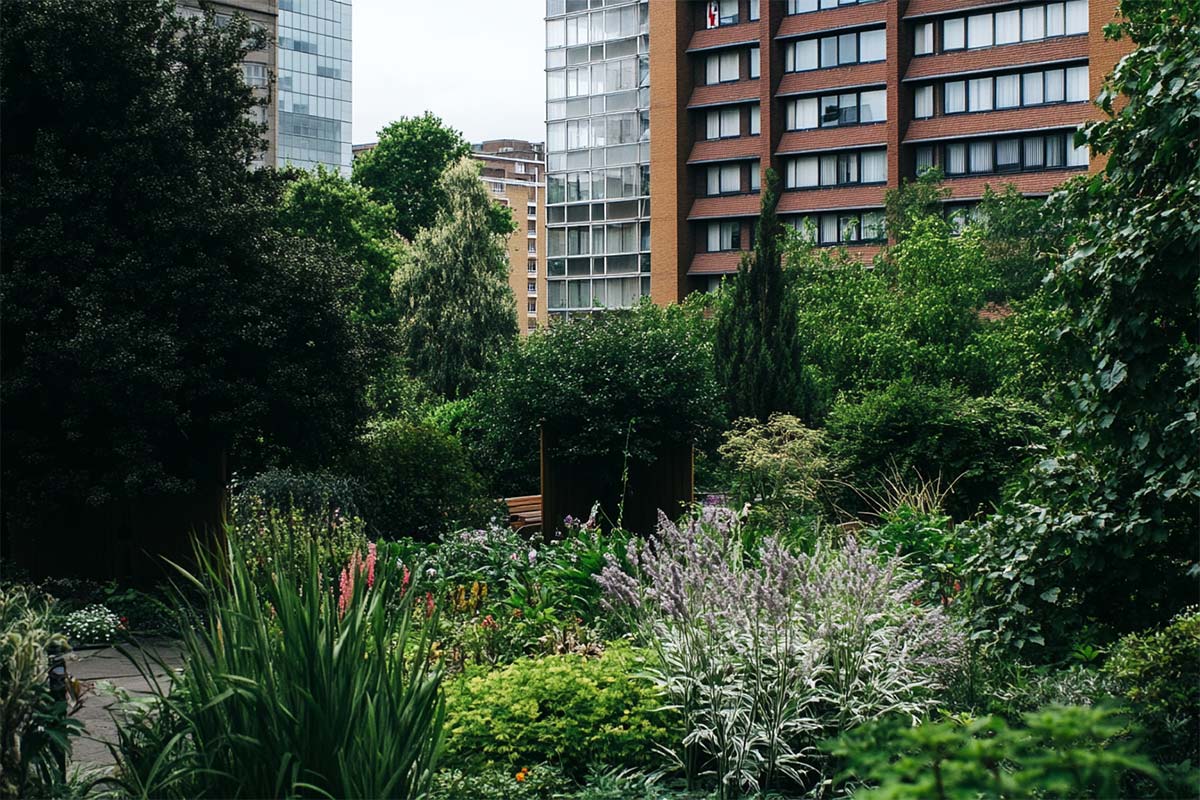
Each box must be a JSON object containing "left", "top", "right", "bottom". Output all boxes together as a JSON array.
[{"left": 515, "top": 772, "right": 525, "bottom": 782}]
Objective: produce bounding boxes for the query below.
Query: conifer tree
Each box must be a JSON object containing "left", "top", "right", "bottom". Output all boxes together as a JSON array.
[{"left": 714, "top": 168, "right": 816, "bottom": 422}]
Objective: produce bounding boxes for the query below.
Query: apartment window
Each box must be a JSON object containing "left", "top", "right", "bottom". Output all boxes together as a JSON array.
[
  {"left": 786, "top": 96, "right": 819, "bottom": 129},
  {"left": 938, "top": 131, "right": 1089, "bottom": 177},
  {"left": 967, "top": 13, "right": 994, "bottom": 48},
  {"left": 242, "top": 63, "right": 268, "bottom": 87},
  {"left": 809, "top": 89, "right": 886, "bottom": 128},
  {"left": 914, "top": 22, "right": 934, "bottom": 55},
  {"left": 749, "top": 46, "right": 760, "bottom": 79},
  {"left": 943, "top": 17, "right": 965, "bottom": 49},
  {"left": 937, "top": 0, "right": 1087, "bottom": 53},
  {"left": 706, "top": 107, "right": 741, "bottom": 138},
  {"left": 786, "top": 0, "right": 880, "bottom": 13},
  {"left": 706, "top": 50, "right": 740, "bottom": 84},
  {"left": 789, "top": 28, "right": 885, "bottom": 71},
  {"left": 719, "top": 0, "right": 739, "bottom": 25},
  {"left": 528, "top": 241, "right": 538, "bottom": 254},
  {"left": 528, "top": 299, "right": 538, "bottom": 313},
  {"left": 528, "top": 259, "right": 538, "bottom": 274},
  {"left": 528, "top": 280, "right": 538, "bottom": 294},
  {"left": 750, "top": 0, "right": 761, "bottom": 21},
  {"left": 968, "top": 77, "right": 994, "bottom": 111},
  {"left": 996, "top": 74, "right": 1020, "bottom": 108},
  {"left": 528, "top": 220, "right": 538, "bottom": 234},
  {"left": 791, "top": 210, "right": 886, "bottom": 244},
  {"left": 707, "top": 221, "right": 742, "bottom": 251},
  {"left": 914, "top": 85, "right": 934, "bottom": 118},
  {"left": 750, "top": 159, "right": 761, "bottom": 191},
  {"left": 749, "top": 102, "right": 761, "bottom": 135},
  {"left": 916, "top": 145, "right": 935, "bottom": 173},
  {"left": 527, "top": 203, "right": 537, "bottom": 217},
  {"left": 785, "top": 149, "right": 886, "bottom": 188},
  {"left": 706, "top": 163, "right": 742, "bottom": 195}
]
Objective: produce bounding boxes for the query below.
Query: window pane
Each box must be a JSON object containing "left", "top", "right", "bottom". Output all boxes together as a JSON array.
[
  {"left": 862, "top": 211, "right": 885, "bottom": 240},
  {"left": 1065, "top": 0, "right": 1087, "bottom": 34},
  {"left": 1046, "top": 134, "right": 1065, "bottom": 166},
  {"left": 749, "top": 102, "right": 761, "bottom": 135},
  {"left": 820, "top": 36, "right": 838, "bottom": 67},
  {"left": 969, "top": 140, "right": 992, "bottom": 172},
  {"left": 967, "top": 13, "right": 993, "bottom": 48},
  {"left": 1046, "top": 2, "right": 1065, "bottom": 35},
  {"left": 1045, "top": 68, "right": 1065, "bottom": 102},
  {"left": 839, "top": 32, "right": 857, "bottom": 64},
  {"left": 793, "top": 156, "right": 818, "bottom": 187},
  {"left": 706, "top": 110, "right": 720, "bottom": 138},
  {"left": 1066, "top": 65, "right": 1088, "bottom": 101},
  {"left": 721, "top": 164, "right": 740, "bottom": 192},
  {"left": 946, "top": 142, "right": 967, "bottom": 174},
  {"left": 706, "top": 54, "right": 720, "bottom": 84},
  {"left": 1024, "top": 136, "right": 1044, "bottom": 168},
  {"left": 997, "top": 138, "right": 1020, "bottom": 169},
  {"left": 916, "top": 145, "right": 934, "bottom": 171},
  {"left": 820, "top": 214, "right": 838, "bottom": 244},
  {"left": 750, "top": 46, "right": 760, "bottom": 78},
  {"left": 996, "top": 9, "right": 1020, "bottom": 43},
  {"left": 750, "top": 160, "right": 761, "bottom": 190},
  {"left": 1023, "top": 71, "right": 1044, "bottom": 104},
  {"left": 860, "top": 89, "right": 886, "bottom": 122},
  {"left": 969, "top": 77, "right": 993, "bottom": 111},
  {"left": 791, "top": 97, "right": 818, "bottom": 129},
  {"left": 720, "top": 50, "right": 739, "bottom": 81},
  {"left": 720, "top": 107, "right": 740, "bottom": 135},
  {"left": 840, "top": 93, "right": 859, "bottom": 125},
  {"left": 792, "top": 39, "right": 817, "bottom": 71},
  {"left": 707, "top": 166, "right": 720, "bottom": 195},
  {"left": 819, "top": 154, "right": 837, "bottom": 185},
  {"left": 944, "top": 80, "right": 966, "bottom": 113},
  {"left": 819, "top": 95, "right": 841, "bottom": 127},
  {"left": 860, "top": 29, "right": 885, "bottom": 62},
  {"left": 996, "top": 74, "right": 1020, "bottom": 108},
  {"left": 1067, "top": 137, "right": 1089, "bottom": 166},
  {"left": 914, "top": 85, "right": 934, "bottom": 118},
  {"left": 861, "top": 150, "right": 887, "bottom": 182},
  {"left": 707, "top": 223, "right": 720, "bottom": 251},
  {"left": 914, "top": 22, "right": 933, "bottom": 55},
  {"left": 944, "top": 17, "right": 965, "bottom": 49},
  {"left": 1022, "top": 6, "right": 1045, "bottom": 40},
  {"left": 750, "top": 0, "right": 760, "bottom": 21}
]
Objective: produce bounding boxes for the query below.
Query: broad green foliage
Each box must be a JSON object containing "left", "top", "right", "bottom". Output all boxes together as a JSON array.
[
  {"left": 443, "top": 645, "right": 671, "bottom": 781},
  {"left": 1105, "top": 608, "right": 1200, "bottom": 768},
  {"left": 106, "top": 541, "right": 444, "bottom": 799},
  {"left": 967, "top": 0, "right": 1200, "bottom": 652},
  {"left": 466, "top": 302, "right": 723, "bottom": 495},
  {"left": 0, "top": 0, "right": 376, "bottom": 552},
  {"left": 278, "top": 166, "right": 405, "bottom": 327},
  {"left": 352, "top": 112, "right": 472, "bottom": 240},
  {"left": 825, "top": 381, "right": 1047, "bottom": 520},
  {"left": 714, "top": 169, "right": 817, "bottom": 422},
  {"left": 829, "top": 705, "right": 1160, "bottom": 799},
  {"left": 347, "top": 419, "right": 494, "bottom": 540},
  {"left": 786, "top": 218, "right": 999, "bottom": 402},
  {"left": 717, "top": 414, "right": 826, "bottom": 523},
  {"left": 392, "top": 157, "right": 518, "bottom": 399},
  {"left": 0, "top": 586, "right": 79, "bottom": 800},
  {"left": 864, "top": 506, "right": 972, "bottom": 606},
  {"left": 975, "top": 185, "right": 1078, "bottom": 303},
  {"left": 883, "top": 167, "right": 951, "bottom": 243}
]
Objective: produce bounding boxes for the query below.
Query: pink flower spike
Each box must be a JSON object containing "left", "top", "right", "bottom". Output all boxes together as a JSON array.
[{"left": 366, "top": 542, "right": 377, "bottom": 588}]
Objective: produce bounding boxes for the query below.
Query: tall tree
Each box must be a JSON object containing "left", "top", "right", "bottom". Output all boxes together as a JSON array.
[
  {"left": 0, "top": 0, "right": 375, "bottom": 574},
  {"left": 391, "top": 157, "right": 518, "bottom": 399},
  {"left": 714, "top": 169, "right": 816, "bottom": 422},
  {"left": 351, "top": 112, "right": 471, "bottom": 240}
]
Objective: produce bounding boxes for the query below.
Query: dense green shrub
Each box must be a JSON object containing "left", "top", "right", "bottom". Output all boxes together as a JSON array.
[
  {"left": 828, "top": 705, "right": 1160, "bottom": 799},
  {"left": 1105, "top": 608, "right": 1200, "bottom": 768},
  {"left": 463, "top": 301, "right": 724, "bottom": 495},
  {"left": 825, "top": 381, "right": 1047, "bottom": 520},
  {"left": 430, "top": 764, "right": 572, "bottom": 800},
  {"left": 232, "top": 468, "right": 364, "bottom": 521},
  {"left": 716, "top": 414, "right": 827, "bottom": 525},
  {"left": 106, "top": 540, "right": 444, "bottom": 799},
  {"left": 443, "top": 644, "right": 671, "bottom": 780},
  {"left": 0, "top": 585, "right": 80, "bottom": 800},
  {"left": 863, "top": 506, "right": 973, "bottom": 606},
  {"left": 347, "top": 419, "right": 496, "bottom": 539}
]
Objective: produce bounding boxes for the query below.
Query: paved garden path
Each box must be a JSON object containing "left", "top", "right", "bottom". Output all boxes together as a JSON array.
[{"left": 66, "top": 640, "right": 184, "bottom": 769}]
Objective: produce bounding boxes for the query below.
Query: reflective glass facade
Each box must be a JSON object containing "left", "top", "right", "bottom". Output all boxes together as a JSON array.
[
  {"left": 545, "top": 0, "right": 650, "bottom": 317},
  {"left": 277, "top": 0, "right": 352, "bottom": 174}
]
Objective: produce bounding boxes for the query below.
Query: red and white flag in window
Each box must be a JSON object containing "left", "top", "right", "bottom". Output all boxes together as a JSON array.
[{"left": 706, "top": 0, "right": 719, "bottom": 28}]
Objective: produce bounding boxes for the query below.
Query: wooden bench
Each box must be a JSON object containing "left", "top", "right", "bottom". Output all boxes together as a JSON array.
[{"left": 505, "top": 494, "right": 542, "bottom": 534}]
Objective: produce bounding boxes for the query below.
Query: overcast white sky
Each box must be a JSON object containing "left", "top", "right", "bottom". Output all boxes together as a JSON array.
[{"left": 352, "top": 0, "right": 546, "bottom": 146}]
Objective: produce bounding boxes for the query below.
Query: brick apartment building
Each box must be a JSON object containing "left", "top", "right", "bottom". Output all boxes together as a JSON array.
[
  {"left": 544, "top": 0, "right": 1127, "bottom": 312},
  {"left": 472, "top": 140, "right": 549, "bottom": 334},
  {"left": 350, "top": 138, "right": 547, "bottom": 334}
]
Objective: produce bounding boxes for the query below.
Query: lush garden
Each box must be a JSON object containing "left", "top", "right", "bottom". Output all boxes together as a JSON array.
[{"left": 2, "top": 0, "right": 1198, "bottom": 798}]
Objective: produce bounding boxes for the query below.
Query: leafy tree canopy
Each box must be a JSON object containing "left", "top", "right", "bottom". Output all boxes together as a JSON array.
[
  {"left": 0, "top": 0, "right": 375, "bottom": 549},
  {"left": 351, "top": 112, "right": 471, "bottom": 240},
  {"left": 391, "top": 156, "right": 518, "bottom": 399}
]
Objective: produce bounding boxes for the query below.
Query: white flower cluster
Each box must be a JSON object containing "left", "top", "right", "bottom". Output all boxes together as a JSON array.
[{"left": 63, "top": 604, "right": 121, "bottom": 643}]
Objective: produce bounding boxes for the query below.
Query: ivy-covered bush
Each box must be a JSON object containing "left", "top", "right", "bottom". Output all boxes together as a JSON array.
[
  {"left": 825, "top": 381, "right": 1047, "bottom": 520},
  {"left": 347, "top": 419, "right": 496, "bottom": 539},
  {"left": 442, "top": 644, "right": 671, "bottom": 780},
  {"left": 827, "top": 705, "right": 1161, "bottom": 799},
  {"left": 462, "top": 301, "right": 724, "bottom": 495},
  {"left": 1105, "top": 608, "right": 1200, "bottom": 768}
]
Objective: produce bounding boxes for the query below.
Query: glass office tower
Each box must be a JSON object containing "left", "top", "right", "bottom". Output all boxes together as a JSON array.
[
  {"left": 277, "top": 0, "right": 352, "bottom": 174},
  {"left": 544, "top": 0, "right": 650, "bottom": 318}
]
